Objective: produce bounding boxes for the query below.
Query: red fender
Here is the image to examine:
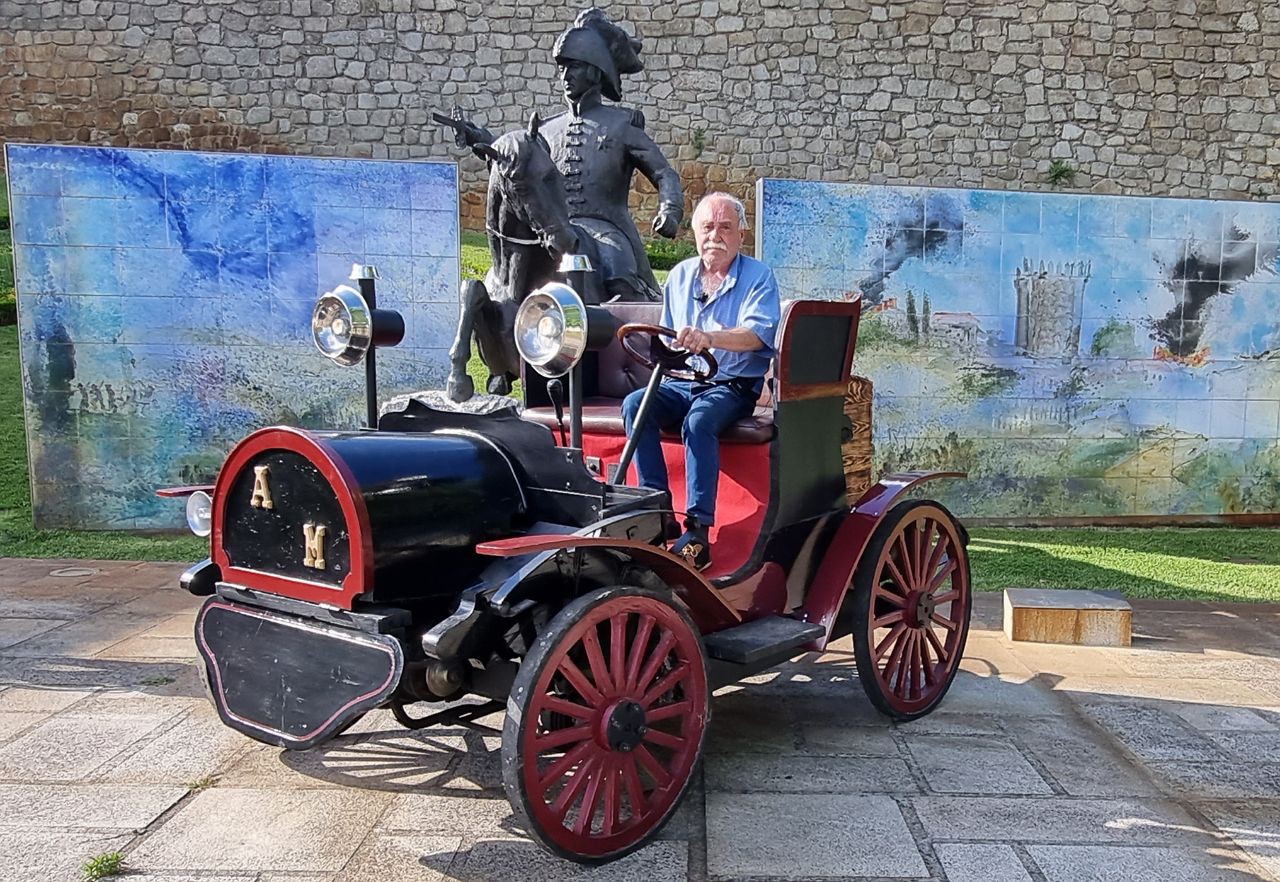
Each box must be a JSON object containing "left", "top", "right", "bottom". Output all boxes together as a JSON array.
[
  {"left": 476, "top": 535, "right": 743, "bottom": 632},
  {"left": 798, "top": 471, "right": 965, "bottom": 650}
]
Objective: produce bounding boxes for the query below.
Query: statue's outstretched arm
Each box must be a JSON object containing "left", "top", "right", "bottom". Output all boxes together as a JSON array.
[
  {"left": 433, "top": 110, "right": 497, "bottom": 159},
  {"left": 628, "top": 125, "right": 685, "bottom": 238}
]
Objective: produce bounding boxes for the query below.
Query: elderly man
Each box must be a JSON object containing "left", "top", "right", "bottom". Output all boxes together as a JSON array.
[{"left": 621, "top": 192, "right": 781, "bottom": 570}]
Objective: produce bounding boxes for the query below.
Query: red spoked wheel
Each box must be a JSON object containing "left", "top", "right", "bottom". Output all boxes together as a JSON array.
[
  {"left": 850, "top": 500, "right": 972, "bottom": 721},
  {"left": 502, "top": 585, "right": 709, "bottom": 864}
]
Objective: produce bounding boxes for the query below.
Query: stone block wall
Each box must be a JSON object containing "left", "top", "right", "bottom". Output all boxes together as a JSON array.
[{"left": 2, "top": 0, "right": 1278, "bottom": 233}]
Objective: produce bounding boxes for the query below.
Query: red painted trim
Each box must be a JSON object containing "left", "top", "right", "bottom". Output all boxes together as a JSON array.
[
  {"left": 211, "top": 426, "right": 374, "bottom": 610},
  {"left": 798, "top": 471, "right": 965, "bottom": 650},
  {"left": 155, "top": 484, "right": 215, "bottom": 498},
  {"left": 477, "top": 535, "right": 742, "bottom": 631},
  {"left": 197, "top": 599, "right": 399, "bottom": 746}
]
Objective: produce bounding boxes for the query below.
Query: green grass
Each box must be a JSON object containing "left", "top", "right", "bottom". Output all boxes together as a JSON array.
[
  {"left": 969, "top": 526, "right": 1280, "bottom": 603},
  {"left": 1, "top": 174, "right": 14, "bottom": 324},
  {"left": 81, "top": 851, "right": 125, "bottom": 881}
]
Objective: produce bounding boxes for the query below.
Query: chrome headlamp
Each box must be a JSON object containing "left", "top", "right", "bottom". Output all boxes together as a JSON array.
[
  {"left": 514, "top": 282, "right": 589, "bottom": 378},
  {"left": 185, "top": 490, "right": 213, "bottom": 537},
  {"left": 311, "top": 284, "right": 405, "bottom": 366}
]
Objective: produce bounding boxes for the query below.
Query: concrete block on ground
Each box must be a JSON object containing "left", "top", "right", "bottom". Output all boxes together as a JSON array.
[
  {"left": 1027, "top": 844, "right": 1267, "bottom": 881},
  {"left": 935, "top": 843, "right": 1033, "bottom": 882},
  {"left": 1004, "top": 588, "right": 1131, "bottom": 646}
]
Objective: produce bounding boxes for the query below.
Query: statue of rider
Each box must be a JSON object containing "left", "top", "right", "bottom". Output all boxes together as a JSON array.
[{"left": 452, "top": 8, "right": 684, "bottom": 302}]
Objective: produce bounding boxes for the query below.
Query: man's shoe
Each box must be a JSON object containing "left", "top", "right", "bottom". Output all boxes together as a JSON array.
[{"left": 671, "top": 522, "right": 712, "bottom": 570}]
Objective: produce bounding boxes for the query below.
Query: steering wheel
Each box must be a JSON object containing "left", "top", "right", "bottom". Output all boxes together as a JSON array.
[{"left": 616, "top": 323, "right": 718, "bottom": 382}]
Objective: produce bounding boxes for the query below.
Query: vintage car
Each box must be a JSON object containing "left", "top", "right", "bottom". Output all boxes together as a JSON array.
[{"left": 164, "top": 270, "right": 972, "bottom": 864}]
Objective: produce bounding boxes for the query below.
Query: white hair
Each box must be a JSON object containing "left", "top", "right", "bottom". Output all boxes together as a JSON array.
[{"left": 694, "top": 191, "right": 749, "bottom": 230}]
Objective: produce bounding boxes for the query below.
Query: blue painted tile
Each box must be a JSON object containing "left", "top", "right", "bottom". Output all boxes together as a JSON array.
[
  {"left": 1113, "top": 197, "right": 1153, "bottom": 240},
  {"left": 1078, "top": 196, "right": 1117, "bottom": 236},
  {"left": 356, "top": 162, "right": 414, "bottom": 208},
  {"left": 267, "top": 201, "right": 318, "bottom": 253},
  {"left": 410, "top": 210, "right": 459, "bottom": 259},
  {"left": 415, "top": 258, "right": 459, "bottom": 304},
  {"left": 410, "top": 163, "right": 458, "bottom": 212},
  {"left": 63, "top": 248, "right": 125, "bottom": 296},
  {"left": 113, "top": 148, "right": 170, "bottom": 200},
  {"left": 10, "top": 195, "right": 67, "bottom": 246},
  {"left": 1002, "top": 192, "right": 1041, "bottom": 234},
  {"left": 315, "top": 204, "right": 365, "bottom": 254},
  {"left": 1041, "top": 194, "right": 1080, "bottom": 238},
  {"left": 365, "top": 207, "right": 414, "bottom": 255},
  {"left": 61, "top": 197, "right": 119, "bottom": 247},
  {"left": 165, "top": 151, "right": 222, "bottom": 204},
  {"left": 5, "top": 144, "right": 67, "bottom": 195},
  {"left": 13, "top": 245, "right": 69, "bottom": 294},
  {"left": 268, "top": 253, "right": 320, "bottom": 301},
  {"left": 1150, "top": 197, "right": 1191, "bottom": 239},
  {"left": 115, "top": 197, "right": 171, "bottom": 249},
  {"left": 924, "top": 190, "right": 964, "bottom": 231}
]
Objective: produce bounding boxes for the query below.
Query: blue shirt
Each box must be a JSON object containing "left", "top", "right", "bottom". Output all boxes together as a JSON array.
[{"left": 660, "top": 253, "right": 781, "bottom": 380}]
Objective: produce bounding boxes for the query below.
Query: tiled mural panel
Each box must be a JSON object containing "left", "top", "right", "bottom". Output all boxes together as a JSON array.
[
  {"left": 757, "top": 178, "right": 1280, "bottom": 519},
  {"left": 6, "top": 144, "right": 459, "bottom": 529}
]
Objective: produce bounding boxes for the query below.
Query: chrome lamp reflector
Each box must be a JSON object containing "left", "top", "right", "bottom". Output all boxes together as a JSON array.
[
  {"left": 311, "top": 285, "right": 404, "bottom": 366},
  {"left": 515, "top": 282, "right": 588, "bottom": 378},
  {"left": 186, "top": 490, "right": 213, "bottom": 537}
]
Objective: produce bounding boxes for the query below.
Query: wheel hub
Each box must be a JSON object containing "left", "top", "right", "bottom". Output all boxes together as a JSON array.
[
  {"left": 908, "top": 590, "right": 937, "bottom": 628},
  {"left": 600, "top": 700, "right": 647, "bottom": 752}
]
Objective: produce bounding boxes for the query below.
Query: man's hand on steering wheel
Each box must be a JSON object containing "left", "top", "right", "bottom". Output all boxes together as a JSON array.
[
  {"left": 674, "top": 326, "right": 713, "bottom": 354},
  {"left": 616, "top": 323, "right": 718, "bottom": 382}
]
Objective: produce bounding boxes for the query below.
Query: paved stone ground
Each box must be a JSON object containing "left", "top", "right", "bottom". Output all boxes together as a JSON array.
[{"left": 2, "top": 559, "right": 1279, "bottom": 882}]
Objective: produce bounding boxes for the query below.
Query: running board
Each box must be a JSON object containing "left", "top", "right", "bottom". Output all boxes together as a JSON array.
[{"left": 703, "top": 616, "right": 825, "bottom": 665}]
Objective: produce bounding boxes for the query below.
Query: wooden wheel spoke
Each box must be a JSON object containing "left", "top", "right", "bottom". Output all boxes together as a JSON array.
[
  {"left": 883, "top": 627, "right": 911, "bottom": 684},
  {"left": 634, "top": 631, "right": 677, "bottom": 696},
  {"left": 921, "top": 520, "right": 947, "bottom": 585},
  {"left": 931, "top": 612, "right": 960, "bottom": 633},
  {"left": 642, "top": 662, "right": 689, "bottom": 709},
  {"left": 533, "top": 725, "right": 592, "bottom": 753},
  {"left": 538, "top": 740, "right": 595, "bottom": 791},
  {"left": 919, "top": 632, "right": 937, "bottom": 686},
  {"left": 623, "top": 615, "right": 657, "bottom": 692},
  {"left": 926, "top": 558, "right": 959, "bottom": 595},
  {"left": 557, "top": 657, "right": 604, "bottom": 707},
  {"left": 551, "top": 754, "right": 598, "bottom": 821},
  {"left": 883, "top": 554, "right": 913, "bottom": 596},
  {"left": 873, "top": 585, "right": 907, "bottom": 608},
  {"left": 924, "top": 625, "right": 950, "bottom": 665},
  {"left": 911, "top": 521, "right": 925, "bottom": 585},
  {"left": 621, "top": 753, "right": 647, "bottom": 816},
  {"left": 581, "top": 626, "right": 614, "bottom": 696},
  {"left": 642, "top": 727, "right": 687, "bottom": 751},
  {"left": 633, "top": 744, "right": 671, "bottom": 789},
  {"left": 873, "top": 609, "right": 906, "bottom": 629},
  {"left": 875, "top": 622, "right": 907, "bottom": 660},
  {"left": 892, "top": 533, "right": 917, "bottom": 589},
  {"left": 573, "top": 760, "right": 606, "bottom": 836},
  {"left": 601, "top": 761, "right": 620, "bottom": 836},
  {"left": 644, "top": 700, "right": 691, "bottom": 723},
  {"left": 609, "top": 613, "right": 628, "bottom": 696},
  {"left": 931, "top": 585, "right": 961, "bottom": 605},
  {"left": 539, "top": 696, "right": 594, "bottom": 721}
]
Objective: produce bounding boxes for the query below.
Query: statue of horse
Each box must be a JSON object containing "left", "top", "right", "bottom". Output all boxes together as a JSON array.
[{"left": 445, "top": 114, "right": 608, "bottom": 402}]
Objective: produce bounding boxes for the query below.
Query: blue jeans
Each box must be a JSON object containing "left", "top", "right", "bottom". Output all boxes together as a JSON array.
[{"left": 621, "top": 377, "right": 761, "bottom": 525}]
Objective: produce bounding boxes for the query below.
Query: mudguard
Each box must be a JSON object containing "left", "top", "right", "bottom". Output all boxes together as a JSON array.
[
  {"left": 798, "top": 471, "right": 966, "bottom": 650},
  {"left": 475, "top": 534, "right": 742, "bottom": 633}
]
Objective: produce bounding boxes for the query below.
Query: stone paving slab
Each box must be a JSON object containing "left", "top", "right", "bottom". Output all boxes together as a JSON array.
[
  {"left": 705, "top": 752, "right": 918, "bottom": 793},
  {"left": 705, "top": 792, "right": 928, "bottom": 879},
  {"left": 912, "top": 796, "right": 1214, "bottom": 844},
  {"left": 1003, "top": 716, "right": 1160, "bottom": 797},
  {"left": 442, "top": 839, "right": 687, "bottom": 882},
  {"left": 0, "top": 782, "right": 187, "bottom": 829},
  {"left": 0, "top": 709, "right": 180, "bottom": 782},
  {"left": 933, "top": 843, "right": 1032, "bottom": 882},
  {"left": 1026, "top": 844, "right": 1269, "bottom": 882},
  {"left": 1199, "top": 802, "right": 1280, "bottom": 880},
  {"left": 904, "top": 735, "right": 1052, "bottom": 795},
  {"left": 8, "top": 828, "right": 133, "bottom": 882},
  {"left": 130, "top": 788, "right": 392, "bottom": 872}
]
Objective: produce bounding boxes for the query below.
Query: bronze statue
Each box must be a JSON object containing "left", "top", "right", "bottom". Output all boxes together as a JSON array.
[{"left": 438, "top": 7, "right": 684, "bottom": 400}]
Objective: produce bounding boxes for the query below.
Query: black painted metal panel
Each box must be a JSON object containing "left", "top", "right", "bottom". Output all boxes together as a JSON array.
[{"left": 196, "top": 598, "right": 404, "bottom": 750}]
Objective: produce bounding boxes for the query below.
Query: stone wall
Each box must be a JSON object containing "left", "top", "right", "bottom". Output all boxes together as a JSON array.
[{"left": 3, "top": 0, "right": 1278, "bottom": 234}]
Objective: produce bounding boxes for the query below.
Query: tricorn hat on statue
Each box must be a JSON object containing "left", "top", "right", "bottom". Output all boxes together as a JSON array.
[{"left": 553, "top": 7, "right": 644, "bottom": 102}]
